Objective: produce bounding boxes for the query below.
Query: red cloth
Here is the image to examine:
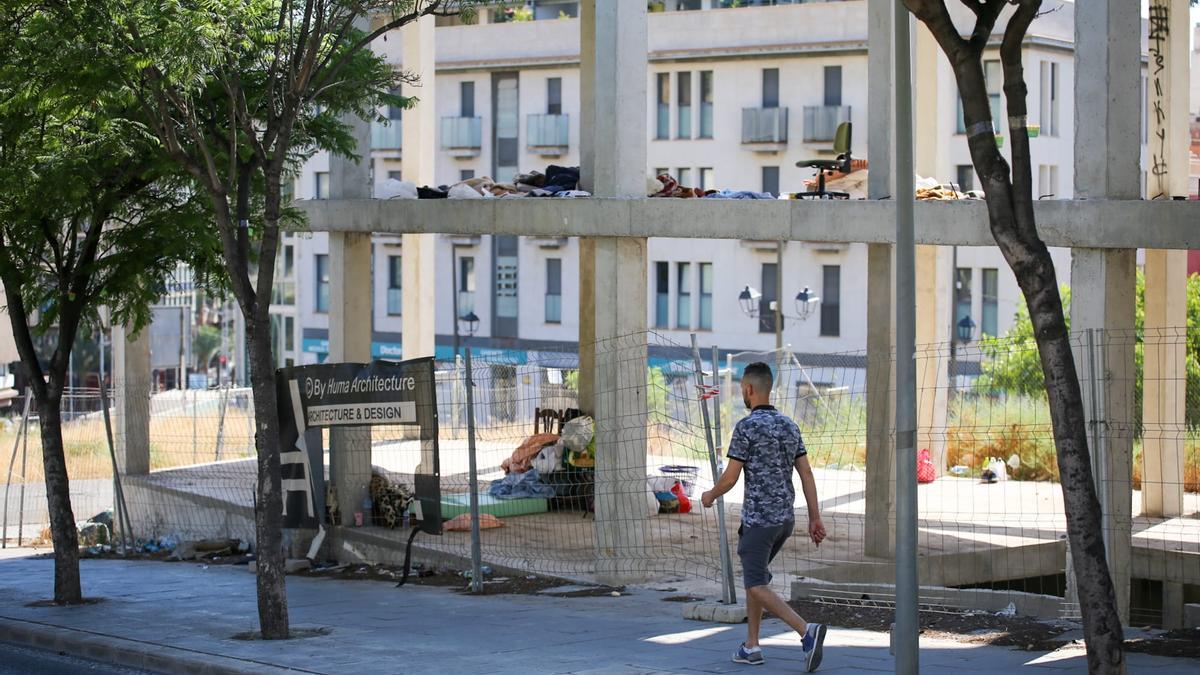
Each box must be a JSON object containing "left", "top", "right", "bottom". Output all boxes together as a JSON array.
[{"left": 917, "top": 448, "right": 936, "bottom": 484}]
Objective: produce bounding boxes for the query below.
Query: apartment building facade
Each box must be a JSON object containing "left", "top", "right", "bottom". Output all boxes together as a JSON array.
[{"left": 278, "top": 1, "right": 1104, "bottom": 369}]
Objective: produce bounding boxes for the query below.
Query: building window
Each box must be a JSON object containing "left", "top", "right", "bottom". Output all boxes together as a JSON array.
[
  {"left": 654, "top": 167, "right": 668, "bottom": 178},
  {"left": 955, "top": 268, "right": 973, "bottom": 338},
  {"left": 823, "top": 66, "right": 842, "bottom": 107},
  {"left": 762, "top": 166, "right": 780, "bottom": 197},
  {"left": 762, "top": 68, "right": 779, "bottom": 108},
  {"left": 460, "top": 169, "right": 475, "bottom": 181},
  {"left": 1039, "top": 61, "right": 1058, "bottom": 137},
  {"left": 955, "top": 165, "right": 975, "bottom": 193},
  {"left": 676, "top": 262, "right": 692, "bottom": 329},
  {"left": 699, "top": 168, "right": 714, "bottom": 191},
  {"left": 460, "top": 81, "right": 475, "bottom": 118},
  {"left": 985, "top": 59, "right": 1002, "bottom": 133},
  {"left": 315, "top": 254, "right": 329, "bottom": 313},
  {"left": 656, "top": 73, "right": 670, "bottom": 139},
  {"left": 677, "top": 72, "right": 692, "bottom": 139},
  {"left": 387, "top": 256, "right": 402, "bottom": 315},
  {"left": 820, "top": 265, "right": 840, "bottom": 337},
  {"left": 284, "top": 316, "right": 294, "bottom": 353},
  {"left": 314, "top": 171, "right": 328, "bottom": 199},
  {"left": 545, "top": 258, "right": 562, "bottom": 323},
  {"left": 699, "top": 71, "right": 714, "bottom": 139},
  {"left": 677, "top": 167, "right": 692, "bottom": 187},
  {"left": 981, "top": 268, "right": 998, "bottom": 337},
  {"left": 1038, "top": 165, "right": 1059, "bottom": 199},
  {"left": 387, "top": 170, "right": 403, "bottom": 181},
  {"left": 759, "top": 263, "right": 777, "bottom": 334},
  {"left": 386, "top": 86, "right": 403, "bottom": 121},
  {"left": 699, "top": 263, "right": 713, "bottom": 331},
  {"left": 547, "top": 77, "right": 562, "bottom": 115},
  {"left": 459, "top": 256, "right": 475, "bottom": 314},
  {"left": 655, "top": 262, "right": 669, "bottom": 328}
]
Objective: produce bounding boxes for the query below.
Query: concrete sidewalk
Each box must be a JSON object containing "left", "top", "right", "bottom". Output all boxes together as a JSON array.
[{"left": 0, "top": 551, "right": 1193, "bottom": 674}]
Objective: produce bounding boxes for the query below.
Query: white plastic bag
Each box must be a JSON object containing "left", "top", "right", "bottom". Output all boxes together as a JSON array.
[
  {"left": 532, "top": 442, "right": 564, "bottom": 475},
  {"left": 561, "top": 415, "right": 595, "bottom": 453},
  {"left": 374, "top": 178, "right": 418, "bottom": 200}
]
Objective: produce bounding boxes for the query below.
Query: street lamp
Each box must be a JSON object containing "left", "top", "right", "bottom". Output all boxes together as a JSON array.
[
  {"left": 459, "top": 311, "right": 480, "bottom": 338},
  {"left": 738, "top": 285, "right": 762, "bottom": 316},
  {"left": 794, "top": 287, "right": 821, "bottom": 321},
  {"left": 956, "top": 315, "right": 976, "bottom": 343}
]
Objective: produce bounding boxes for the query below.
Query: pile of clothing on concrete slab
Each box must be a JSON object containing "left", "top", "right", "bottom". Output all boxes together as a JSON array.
[
  {"left": 369, "top": 472, "right": 414, "bottom": 528},
  {"left": 491, "top": 433, "right": 562, "bottom": 500},
  {"left": 647, "top": 173, "right": 775, "bottom": 200},
  {"left": 915, "top": 175, "right": 984, "bottom": 200},
  {"left": 373, "top": 165, "right": 588, "bottom": 200}
]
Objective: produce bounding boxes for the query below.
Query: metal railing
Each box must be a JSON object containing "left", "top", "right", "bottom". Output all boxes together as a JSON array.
[
  {"left": 371, "top": 121, "right": 402, "bottom": 150},
  {"left": 741, "top": 106, "right": 788, "bottom": 144},
  {"left": 803, "top": 105, "right": 851, "bottom": 143},
  {"left": 526, "top": 113, "right": 569, "bottom": 150},
  {"left": 440, "top": 116, "right": 483, "bottom": 150}
]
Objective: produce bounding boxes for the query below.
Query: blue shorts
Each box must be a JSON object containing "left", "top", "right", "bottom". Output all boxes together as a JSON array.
[{"left": 737, "top": 520, "right": 794, "bottom": 589}]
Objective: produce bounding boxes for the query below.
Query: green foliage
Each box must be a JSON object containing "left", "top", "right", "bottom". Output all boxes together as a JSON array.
[
  {"left": 193, "top": 325, "right": 222, "bottom": 370},
  {"left": 977, "top": 272, "right": 1200, "bottom": 429},
  {"left": 563, "top": 366, "right": 670, "bottom": 425}
]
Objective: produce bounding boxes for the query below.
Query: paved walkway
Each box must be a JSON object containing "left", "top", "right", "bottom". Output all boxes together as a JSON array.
[{"left": 0, "top": 550, "right": 1193, "bottom": 674}]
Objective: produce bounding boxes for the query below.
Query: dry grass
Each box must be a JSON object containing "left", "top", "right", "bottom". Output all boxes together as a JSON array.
[{"left": 0, "top": 408, "right": 257, "bottom": 484}]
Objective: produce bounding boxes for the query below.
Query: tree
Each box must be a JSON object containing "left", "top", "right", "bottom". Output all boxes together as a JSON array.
[
  {"left": 105, "top": 0, "right": 484, "bottom": 638},
  {"left": 193, "top": 324, "right": 222, "bottom": 373},
  {"left": 902, "top": 1, "right": 1124, "bottom": 670},
  {"left": 0, "top": 3, "right": 217, "bottom": 603}
]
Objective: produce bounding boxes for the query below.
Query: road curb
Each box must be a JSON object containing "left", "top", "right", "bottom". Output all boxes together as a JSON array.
[{"left": 0, "top": 616, "right": 306, "bottom": 674}]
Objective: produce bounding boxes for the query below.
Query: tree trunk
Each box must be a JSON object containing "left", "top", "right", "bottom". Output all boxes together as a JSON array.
[
  {"left": 37, "top": 394, "right": 82, "bottom": 604},
  {"left": 246, "top": 317, "right": 289, "bottom": 639},
  {"left": 902, "top": 1, "right": 1125, "bottom": 671}
]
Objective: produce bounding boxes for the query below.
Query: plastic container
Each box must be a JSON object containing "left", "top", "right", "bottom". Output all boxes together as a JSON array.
[{"left": 658, "top": 465, "right": 700, "bottom": 498}]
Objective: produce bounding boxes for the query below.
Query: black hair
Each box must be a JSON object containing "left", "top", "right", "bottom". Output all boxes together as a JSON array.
[{"left": 743, "top": 361, "right": 774, "bottom": 392}]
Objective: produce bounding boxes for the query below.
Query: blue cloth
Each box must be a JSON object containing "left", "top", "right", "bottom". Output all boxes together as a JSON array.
[
  {"left": 704, "top": 190, "right": 775, "bottom": 200},
  {"left": 727, "top": 405, "right": 806, "bottom": 527},
  {"left": 489, "top": 469, "right": 556, "bottom": 500}
]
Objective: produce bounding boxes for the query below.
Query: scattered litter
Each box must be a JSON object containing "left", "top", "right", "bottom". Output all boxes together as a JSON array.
[
  {"left": 997, "top": 602, "right": 1017, "bottom": 617},
  {"left": 610, "top": 591, "right": 621, "bottom": 597}
]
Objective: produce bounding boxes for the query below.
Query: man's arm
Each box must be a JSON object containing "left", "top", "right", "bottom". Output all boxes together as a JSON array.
[
  {"left": 701, "top": 459, "right": 743, "bottom": 508},
  {"left": 795, "top": 454, "right": 826, "bottom": 546}
]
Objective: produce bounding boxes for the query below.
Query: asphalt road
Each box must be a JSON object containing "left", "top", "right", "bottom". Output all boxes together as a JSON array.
[{"left": 0, "top": 642, "right": 150, "bottom": 675}]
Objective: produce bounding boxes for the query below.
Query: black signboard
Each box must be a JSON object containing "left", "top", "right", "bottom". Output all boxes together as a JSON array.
[{"left": 275, "top": 358, "right": 441, "bottom": 535}]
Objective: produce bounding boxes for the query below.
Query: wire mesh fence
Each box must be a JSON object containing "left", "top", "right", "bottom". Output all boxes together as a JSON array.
[{"left": 4, "top": 325, "right": 1197, "bottom": 626}]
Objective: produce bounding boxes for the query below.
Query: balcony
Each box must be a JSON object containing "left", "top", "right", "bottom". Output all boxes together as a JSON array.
[
  {"left": 803, "top": 105, "right": 852, "bottom": 144},
  {"left": 372, "top": 121, "right": 402, "bottom": 150},
  {"left": 526, "top": 114, "right": 569, "bottom": 156},
  {"left": 741, "top": 107, "right": 788, "bottom": 152},
  {"left": 440, "top": 117, "right": 483, "bottom": 157}
]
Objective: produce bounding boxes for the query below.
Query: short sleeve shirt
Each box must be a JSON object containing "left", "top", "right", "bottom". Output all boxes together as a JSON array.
[{"left": 727, "top": 405, "right": 806, "bottom": 527}]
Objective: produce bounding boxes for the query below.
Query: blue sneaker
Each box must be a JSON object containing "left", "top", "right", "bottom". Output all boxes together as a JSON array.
[
  {"left": 802, "top": 623, "right": 827, "bottom": 672},
  {"left": 732, "top": 643, "right": 764, "bottom": 665}
]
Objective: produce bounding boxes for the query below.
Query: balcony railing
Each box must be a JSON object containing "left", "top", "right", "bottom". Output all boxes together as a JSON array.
[
  {"left": 372, "top": 121, "right": 402, "bottom": 150},
  {"left": 741, "top": 107, "right": 788, "bottom": 146},
  {"left": 526, "top": 114, "right": 569, "bottom": 155},
  {"left": 440, "top": 117, "right": 483, "bottom": 156},
  {"left": 387, "top": 287, "right": 402, "bottom": 315},
  {"left": 803, "top": 105, "right": 851, "bottom": 143}
]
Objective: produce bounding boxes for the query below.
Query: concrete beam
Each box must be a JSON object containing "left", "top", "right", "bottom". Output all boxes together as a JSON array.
[
  {"left": 112, "top": 324, "right": 150, "bottom": 476},
  {"left": 295, "top": 198, "right": 1200, "bottom": 250}
]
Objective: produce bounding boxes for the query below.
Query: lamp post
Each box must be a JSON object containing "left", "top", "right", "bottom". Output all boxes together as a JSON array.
[{"left": 737, "top": 270, "right": 820, "bottom": 390}]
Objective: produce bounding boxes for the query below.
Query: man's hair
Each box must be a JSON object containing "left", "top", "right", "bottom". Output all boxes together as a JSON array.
[{"left": 743, "top": 362, "right": 774, "bottom": 392}]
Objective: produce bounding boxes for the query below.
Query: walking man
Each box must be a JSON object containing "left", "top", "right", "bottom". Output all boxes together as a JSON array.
[{"left": 702, "top": 362, "right": 828, "bottom": 671}]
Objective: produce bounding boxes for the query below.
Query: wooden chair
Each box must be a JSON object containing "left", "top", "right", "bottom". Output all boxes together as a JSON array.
[{"left": 534, "top": 407, "right": 563, "bottom": 435}]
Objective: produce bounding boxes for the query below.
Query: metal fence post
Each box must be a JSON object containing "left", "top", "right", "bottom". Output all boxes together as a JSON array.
[
  {"left": 465, "top": 348, "right": 484, "bottom": 594},
  {"left": 711, "top": 344, "right": 737, "bottom": 604},
  {"left": 691, "top": 335, "right": 736, "bottom": 605},
  {"left": 3, "top": 390, "right": 32, "bottom": 548},
  {"left": 100, "top": 381, "right": 135, "bottom": 551}
]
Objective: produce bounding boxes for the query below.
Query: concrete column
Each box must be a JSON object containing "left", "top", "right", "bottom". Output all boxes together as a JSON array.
[
  {"left": 328, "top": 232, "right": 373, "bottom": 526},
  {"left": 915, "top": 246, "right": 951, "bottom": 472},
  {"left": 1070, "top": 248, "right": 1137, "bottom": 622},
  {"left": 112, "top": 324, "right": 150, "bottom": 475},
  {"left": 401, "top": 15, "right": 437, "bottom": 360},
  {"left": 326, "top": 38, "right": 375, "bottom": 526},
  {"left": 1069, "top": 0, "right": 1141, "bottom": 624},
  {"left": 1141, "top": 0, "right": 1191, "bottom": 519},
  {"left": 578, "top": 0, "right": 649, "bottom": 583},
  {"left": 864, "top": 0, "right": 896, "bottom": 559},
  {"left": 589, "top": 236, "right": 649, "bottom": 584},
  {"left": 865, "top": 244, "right": 896, "bottom": 558}
]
